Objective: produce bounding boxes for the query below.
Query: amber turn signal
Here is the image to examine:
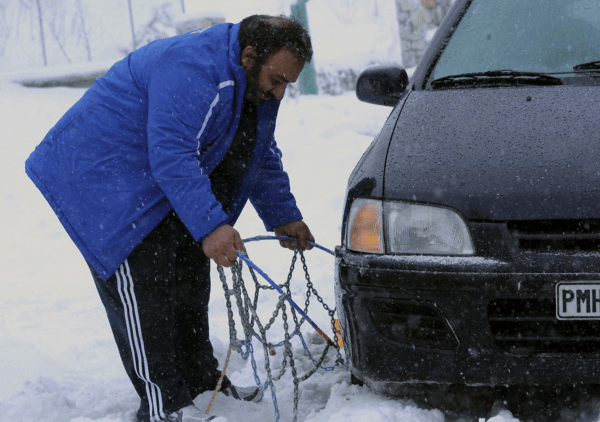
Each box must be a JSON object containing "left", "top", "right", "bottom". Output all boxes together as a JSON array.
[{"left": 347, "top": 199, "right": 384, "bottom": 253}]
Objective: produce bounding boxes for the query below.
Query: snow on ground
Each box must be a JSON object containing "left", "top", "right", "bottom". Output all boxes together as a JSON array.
[{"left": 0, "top": 79, "right": 598, "bottom": 422}]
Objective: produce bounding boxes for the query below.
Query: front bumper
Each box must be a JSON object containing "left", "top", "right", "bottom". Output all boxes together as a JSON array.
[{"left": 335, "top": 247, "right": 600, "bottom": 391}]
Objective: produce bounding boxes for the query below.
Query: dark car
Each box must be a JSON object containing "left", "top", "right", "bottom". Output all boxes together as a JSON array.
[{"left": 335, "top": 0, "right": 600, "bottom": 396}]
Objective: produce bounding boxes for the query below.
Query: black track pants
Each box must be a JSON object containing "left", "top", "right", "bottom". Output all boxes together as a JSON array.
[{"left": 88, "top": 211, "right": 228, "bottom": 422}]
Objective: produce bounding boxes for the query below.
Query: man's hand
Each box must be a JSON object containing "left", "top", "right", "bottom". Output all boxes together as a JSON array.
[
  {"left": 274, "top": 220, "right": 314, "bottom": 250},
  {"left": 202, "top": 225, "right": 245, "bottom": 267}
]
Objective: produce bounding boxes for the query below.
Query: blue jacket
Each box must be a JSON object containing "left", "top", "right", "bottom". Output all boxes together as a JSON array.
[{"left": 25, "top": 23, "right": 303, "bottom": 280}]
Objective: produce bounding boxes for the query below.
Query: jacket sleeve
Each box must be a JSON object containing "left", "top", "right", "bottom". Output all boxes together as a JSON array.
[
  {"left": 146, "top": 48, "right": 228, "bottom": 241},
  {"left": 248, "top": 136, "right": 303, "bottom": 231}
]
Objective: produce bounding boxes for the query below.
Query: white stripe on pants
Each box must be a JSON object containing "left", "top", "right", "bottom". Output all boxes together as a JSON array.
[{"left": 116, "top": 260, "right": 166, "bottom": 421}]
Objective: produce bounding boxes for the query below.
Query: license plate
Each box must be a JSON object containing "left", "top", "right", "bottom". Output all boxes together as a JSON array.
[{"left": 556, "top": 282, "right": 600, "bottom": 320}]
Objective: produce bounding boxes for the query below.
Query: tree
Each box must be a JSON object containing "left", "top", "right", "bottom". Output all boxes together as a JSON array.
[
  {"left": 33, "top": 0, "right": 47, "bottom": 66},
  {"left": 74, "top": 0, "right": 92, "bottom": 62},
  {"left": 120, "top": 3, "right": 176, "bottom": 55},
  {"left": 325, "top": 0, "right": 378, "bottom": 24},
  {"left": 9, "top": 0, "right": 96, "bottom": 68},
  {"left": 50, "top": 0, "right": 94, "bottom": 64},
  {"left": 127, "top": 0, "right": 136, "bottom": 51},
  {"left": 0, "top": 0, "right": 12, "bottom": 57},
  {"left": 48, "top": 0, "right": 71, "bottom": 63}
]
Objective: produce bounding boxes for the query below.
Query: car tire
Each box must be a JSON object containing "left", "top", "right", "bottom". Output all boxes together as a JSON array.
[{"left": 350, "top": 373, "right": 364, "bottom": 387}]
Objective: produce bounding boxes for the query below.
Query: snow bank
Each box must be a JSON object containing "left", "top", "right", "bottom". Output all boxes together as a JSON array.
[{"left": 0, "top": 60, "right": 114, "bottom": 89}]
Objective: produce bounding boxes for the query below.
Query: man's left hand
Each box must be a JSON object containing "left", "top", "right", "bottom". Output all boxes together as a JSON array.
[{"left": 274, "top": 220, "right": 314, "bottom": 250}]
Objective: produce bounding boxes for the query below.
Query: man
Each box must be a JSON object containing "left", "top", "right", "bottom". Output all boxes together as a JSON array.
[{"left": 25, "top": 14, "right": 314, "bottom": 422}]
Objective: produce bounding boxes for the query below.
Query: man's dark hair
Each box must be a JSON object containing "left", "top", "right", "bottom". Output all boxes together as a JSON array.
[{"left": 238, "top": 15, "right": 313, "bottom": 67}]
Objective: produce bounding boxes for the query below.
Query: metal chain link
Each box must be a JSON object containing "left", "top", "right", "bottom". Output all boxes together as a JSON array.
[
  {"left": 216, "top": 242, "right": 344, "bottom": 422},
  {"left": 299, "top": 249, "right": 344, "bottom": 364}
]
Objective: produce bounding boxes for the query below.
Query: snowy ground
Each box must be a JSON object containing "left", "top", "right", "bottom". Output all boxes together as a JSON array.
[{"left": 1, "top": 80, "right": 599, "bottom": 422}]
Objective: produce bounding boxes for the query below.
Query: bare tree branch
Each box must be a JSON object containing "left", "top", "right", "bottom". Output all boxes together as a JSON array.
[
  {"left": 0, "top": 0, "right": 11, "bottom": 56},
  {"left": 127, "top": 0, "right": 136, "bottom": 50},
  {"left": 74, "top": 0, "right": 92, "bottom": 61},
  {"left": 48, "top": 1, "right": 71, "bottom": 63},
  {"left": 325, "top": 0, "right": 374, "bottom": 24},
  {"left": 34, "top": 0, "right": 47, "bottom": 66}
]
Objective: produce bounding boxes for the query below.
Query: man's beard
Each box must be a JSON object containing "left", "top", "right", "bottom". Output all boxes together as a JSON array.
[{"left": 244, "top": 62, "right": 272, "bottom": 106}]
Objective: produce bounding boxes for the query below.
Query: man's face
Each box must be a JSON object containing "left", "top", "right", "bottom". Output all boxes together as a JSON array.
[{"left": 242, "top": 47, "right": 304, "bottom": 106}]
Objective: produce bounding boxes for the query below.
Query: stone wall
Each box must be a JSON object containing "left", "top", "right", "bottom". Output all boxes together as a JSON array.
[{"left": 395, "top": 0, "right": 453, "bottom": 68}]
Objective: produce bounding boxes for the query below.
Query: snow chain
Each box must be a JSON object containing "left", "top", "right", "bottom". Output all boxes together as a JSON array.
[{"left": 215, "top": 238, "right": 344, "bottom": 422}]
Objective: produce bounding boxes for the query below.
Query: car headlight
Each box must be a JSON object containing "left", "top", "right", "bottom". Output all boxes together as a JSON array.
[{"left": 346, "top": 199, "right": 474, "bottom": 255}]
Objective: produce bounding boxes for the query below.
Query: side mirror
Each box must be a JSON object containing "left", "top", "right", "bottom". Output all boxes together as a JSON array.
[{"left": 356, "top": 65, "right": 409, "bottom": 106}]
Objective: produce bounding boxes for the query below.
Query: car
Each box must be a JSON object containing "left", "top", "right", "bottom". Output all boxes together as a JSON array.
[{"left": 335, "top": 0, "right": 600, "bottom": 399}]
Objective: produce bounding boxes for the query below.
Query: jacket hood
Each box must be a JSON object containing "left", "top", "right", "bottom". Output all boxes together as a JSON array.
[{"left": 384, "top": 85, "right": 600, "bottom": 220}]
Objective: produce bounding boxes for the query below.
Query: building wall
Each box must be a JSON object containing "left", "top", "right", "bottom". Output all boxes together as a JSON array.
[{"left": 395, "top": 0, "right": 452, "bottom": 68}]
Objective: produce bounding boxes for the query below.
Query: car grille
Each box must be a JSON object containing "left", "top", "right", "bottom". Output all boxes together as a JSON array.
[
  {"left": 488, "top": 298, "right": 600, "bottom": 354},
  {"left": 507, "top": 220, "right": 600, "bottom": 253},
  {"left": 368, "top": 298, "right": 458, "bottom": 349}
]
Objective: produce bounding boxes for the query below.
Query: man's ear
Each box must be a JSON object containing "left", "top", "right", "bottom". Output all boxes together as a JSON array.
[{"left": 240, "top": 46, "right": 257, "bottom": 71}]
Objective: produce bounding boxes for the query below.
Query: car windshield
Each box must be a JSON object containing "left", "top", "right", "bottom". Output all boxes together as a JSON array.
[{"left": 432, "top": 0, "right": 600, "bottom": 80}]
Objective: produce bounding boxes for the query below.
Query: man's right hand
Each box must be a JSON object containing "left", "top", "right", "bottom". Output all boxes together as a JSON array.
[{"left": 202, "top": 225, "right": 245, "bottom": 267}]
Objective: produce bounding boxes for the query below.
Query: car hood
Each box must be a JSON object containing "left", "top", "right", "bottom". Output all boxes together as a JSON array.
[{"left": 384, "top": 85, "right": 600, "bottom": 220}]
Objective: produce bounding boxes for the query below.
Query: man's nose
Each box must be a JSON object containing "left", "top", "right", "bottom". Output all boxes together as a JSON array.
[{"left": 271, "top": 85, "right": 286, "bottom": 100}]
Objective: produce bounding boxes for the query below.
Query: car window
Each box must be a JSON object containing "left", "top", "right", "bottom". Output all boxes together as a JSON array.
[{"left": 432, "top": 0, "right": 600, "bottom": 79}]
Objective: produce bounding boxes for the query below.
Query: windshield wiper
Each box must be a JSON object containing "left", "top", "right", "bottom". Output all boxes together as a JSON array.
[
  {"left": 573, "top": 60, "right": 600, "bottom": 71},
  {"left": 431, "top": 70, "right": 563, "bottom": 89}
]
